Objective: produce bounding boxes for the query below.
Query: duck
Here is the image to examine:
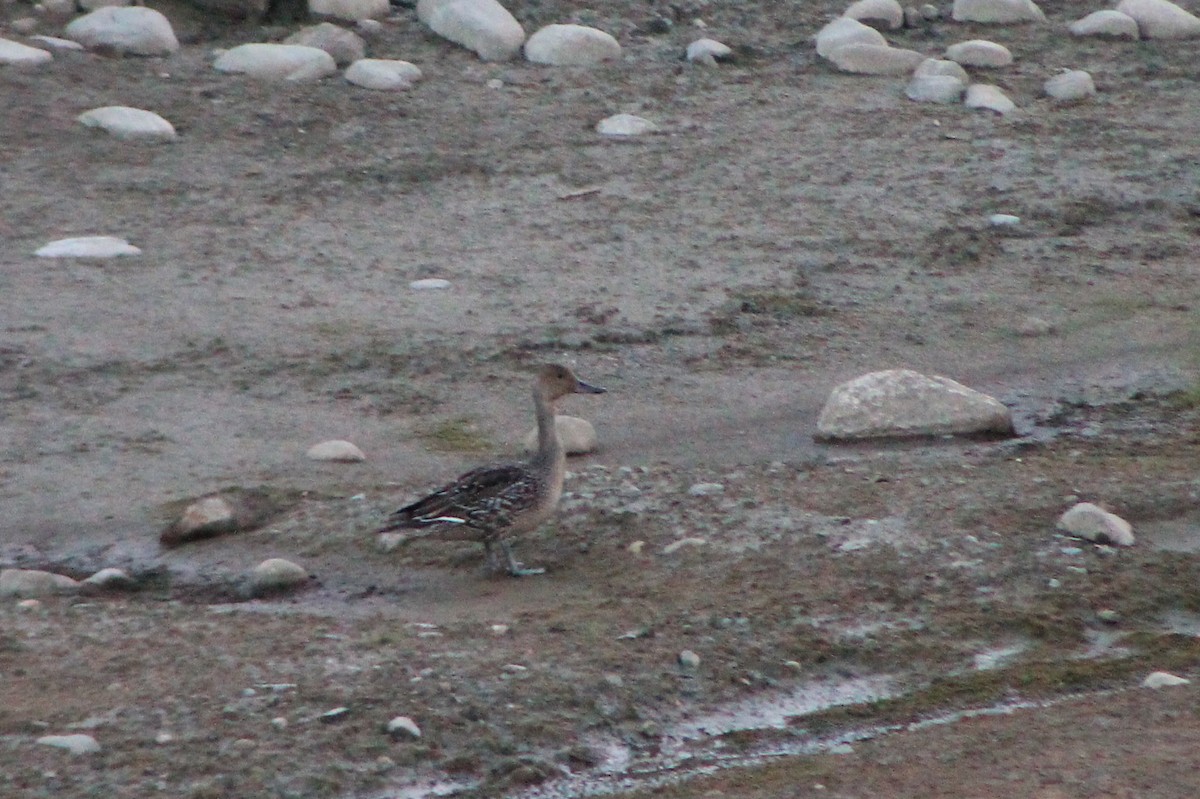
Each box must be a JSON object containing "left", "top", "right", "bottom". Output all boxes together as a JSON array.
[{"left": 378, "top": 363, "right": 606, "bottom": 576}]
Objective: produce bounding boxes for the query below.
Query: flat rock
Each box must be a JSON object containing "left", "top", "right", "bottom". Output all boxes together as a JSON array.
[
  {"left": 951, "top": 0, "right": 1045, "bottom": 23},
  {"left": 214, "top": 43, "right": 338, "bottom": 81},
  {"left": 1045, "top": 69, "right": 1095, "bottom": 101},
  {"left": 64, "top": 7, "right": 179, "bottom": 55},
  {"left": 1116, "top": 0, "right": 1200, "bottom": 37},
  {"left": 687, "top": 482, "right": 725, "bottom": 496},
  {"left": 1069, "top": 10, "right": 1140, "bottom": 38},
  {"left": 345, "top": 58, "right": 422, "bottom": 90},
  {"left": 1142, "top": 671, "right": 1190, "bottom": 688},
  {"left": 828, "top": 42, "right": 924, "bottom": 74},
  {"left": 914, "top": 57, "right": 970, "bottom": 83},
  {"left": 284, "top": 22, "right": 366, "bottom": 66},
  {"left": 0, "top": 37, "right": 53, "bottom": 65},
  {"left": 309, "top": 0, "right": 390, "bottom": 21},
  {"left": 905, "top": 73, "right": 966, "bottom": 103},
  {"left": 815, "top": 17, "right": 887, "bottom": 58},
  {"left": 523, "top": 415, "right": 598, "bottom": 455},
  {"left": 28, "top": 35, "right": 85, "bottom": 51},
  {"left": 816, "top": 369, "right": 1014, "bottom": 440},
  {"left": 0, "top": 569, "right": 81, "bottom": 597},
  {"left": 78, "top": 106, "right": 176, "bottom": 141},
  {"left": 596, "top": 113, "right": 658, "bottom": 137},
  {"left": 945, "top": 39, "right": 1013, "bottom": 67},
  {"left": 844, "top": 0, "right": 905, "bottom": 29},
  {"left": 525, "top": 24, "right": 621, "bottom": 66},
  {"left": 965, "top": 83, "right": 1015, "bottom": 114},
  {"left": 37, "top": 734, "right": 100, "bottom": 755},
  {"left": 685, "top": 37, "right": 732, "bottom": 65},
  {"left": 306, "top": 439, "right": 366, "bottom": 462},
  {"left": 1057, "top": 502, "right": 1135, "bottom": 546},
  {"left": 417, "top": 0, "right": 525, "bottom": 61},
  {"left": 248, "top": 558, "right": 309, "bottom": 596},
  {"left": 35, "top": 235, "right": 141, "bottom": 257}
]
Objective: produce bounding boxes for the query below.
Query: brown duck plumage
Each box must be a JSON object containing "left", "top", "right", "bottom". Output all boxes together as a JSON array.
[{"left": 379, "top": 364, "right": 605, "bottom": 576}]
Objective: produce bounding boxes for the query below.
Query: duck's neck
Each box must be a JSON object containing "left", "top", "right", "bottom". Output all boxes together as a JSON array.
[{"left": 532, "top": 387, "right": 562, "bottom": 470}]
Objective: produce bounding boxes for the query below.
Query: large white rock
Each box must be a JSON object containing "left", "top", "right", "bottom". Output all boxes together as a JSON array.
[
  {"left": 685, "top": 37, "right": 732, "bottom": 65},
  {"left": 914, "top": 57, "right": 970, "bottom": 84},
  {"left": 905, "top": 73, "right": 966, "bottom": 103},
  {"left": 0, "top": 569, "right": 80, "bottom": 597},
  {"left": 945, "top": 39, "right": 1013, "bottom": 67},
  {"left": 0, "top": 37, "right": 54, "bottom": 65},
  {"left": 344, "top": 58, "right": 422, "bottom": 90},
  {"left": 35, "top": 235, "right": 141, "bottom": 257},
  {"left": 951, "top": 0, "right": 1045, "bottom": 23},
  {"left": 284, "top": 22, "right": 366, "bottom": 66},
  {"left": 522, "top": 415, "right": 598, "bottom": 455},
  {"left": 844, "top": 0, "right": 905, "bottom": 29},
  {"left": 1057, "top": 502, "right": 1135, "bottom": 546},
  {"left": 525, "top": 24, "right": 621, "bottom": 65},
  {"left": 248, "top": 558, "right": 309, "bottom": 596},
  {"left": 78, "top": 106, "right": 176, "bottom": 141},
  {"left": 64, "top": 7, "right": 179, "bottom": 56},
  {"left": 965, "top": 83, "right": 1015, "bottom": 113},
  {"left": 1069, "top": 10, "right": 1140, "bottom": 38},
  {"left": 1045, "top": 69, "right": 1095, "bottom": 100},
  {"left": 596, "top": 113, "right": 658, "bottom": 136},
  {"left": 1116, "top": 0, "right": 1200, "bottom": 38},
  {"left": 827, "top": 43, "right": 924, "bottom": 74},
  {"left": 816, "top": 369, "right": 1014, "bottom": 440},
  {"left": 417, "top": 0, "right": 525, "bottom": 61},
  {"left": 309, "top": 0, "right": 390, "bottom": 21},
  {"left": 214, "top": 44, "right": 338, "bottom": 81},
  {"left": 815, "top": 17, "right": 887, "bottom": 58}
]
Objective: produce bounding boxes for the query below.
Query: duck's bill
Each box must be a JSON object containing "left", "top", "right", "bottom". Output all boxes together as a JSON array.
[{"left": 575, "top": 379, "right": 606, "bottom": 394}]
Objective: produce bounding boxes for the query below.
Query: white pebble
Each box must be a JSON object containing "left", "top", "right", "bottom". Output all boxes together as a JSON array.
[
  {"left": 306, "top": 439, "right": 366, "bottom": 462},
  {"left": 386, "top": 716, "right": 422, "bottom": 738},
  {"left": 525, "top": 24, "right": 621, "bottom": 66},
  {"left": 945, "top": 39, "right": 1013, "bottom": 67},
  {"left": 965, "top": 83, "right": 1015, "bottom": 114},
  {"left": 596, "top": 113, "right": 658, "bottom": 137},
  {"left": 1142, "top": 671, "right": 1190, "bottom": 688},
  {"left": 0, "top": 37, "right": 54, "bottom": 65},
  {"left": 345, "top": 58, "right": 422, "bottom": 90},
  {"left": 0, "top": 569, "right": 80, "bottom": 598},
  {"left": 1068, "top": 10, "right": 1140, "bottom": 39},
  {"left": 410, "top": 278, "right": 451, "bottom": 290},
  {"left": 685, "top": 37, "right": 732, "bottom": 65},
  {"left": 905, "top": 74, "right": 966, "bottom": 104},
  {"left": 1057, "top": 502, "right": 1134, "bottom": 546},
  {"left": 662, "top": 537, "right": 708, "bottom": 554},
  {"left": 78, "top": 106, "right": 176, "bottom": 142},
  {"left": 35, "top": 235, "right": 141, "bottom": 258},
  {"left": 989, "top": 213, "right": 1020, "bottom": 226},
  {"left": 248, "top": 558, "right": 309, "bottom": 596},
  {"left": 37, "top": 734, "right": 100, "bottom": 755},
  {"left": 1044, "top": 70, "right": 1095, "bottom": 101},
  {"left": 688, "top": 482, "right": 725, "bottom": 496},
  {"left": 678, "top": 649, "right": 701, "bottom": 668}
]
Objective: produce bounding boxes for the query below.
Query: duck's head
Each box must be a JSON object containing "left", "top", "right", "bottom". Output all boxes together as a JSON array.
[{"left": 537, "top": 363, "right": 606, "bottom": 401}]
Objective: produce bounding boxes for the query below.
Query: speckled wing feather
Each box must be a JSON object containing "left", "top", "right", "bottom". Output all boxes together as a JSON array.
[{"left": 379, "top": 464, "right": 546, "bottom": 537}]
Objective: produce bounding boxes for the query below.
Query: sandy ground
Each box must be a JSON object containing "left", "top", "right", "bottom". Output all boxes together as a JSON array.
[{"left": 2, "top": 0, "right": 1200, "bottom": 796}]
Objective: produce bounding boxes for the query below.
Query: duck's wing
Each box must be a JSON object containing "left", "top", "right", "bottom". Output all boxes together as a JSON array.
[{"left": 379, "top": 464, "right": 544, "bottom": 534}]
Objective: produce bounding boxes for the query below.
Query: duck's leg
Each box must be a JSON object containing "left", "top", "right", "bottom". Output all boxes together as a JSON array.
[{"left": 499, "top": 540, "right": 545, "bottom": 577}]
